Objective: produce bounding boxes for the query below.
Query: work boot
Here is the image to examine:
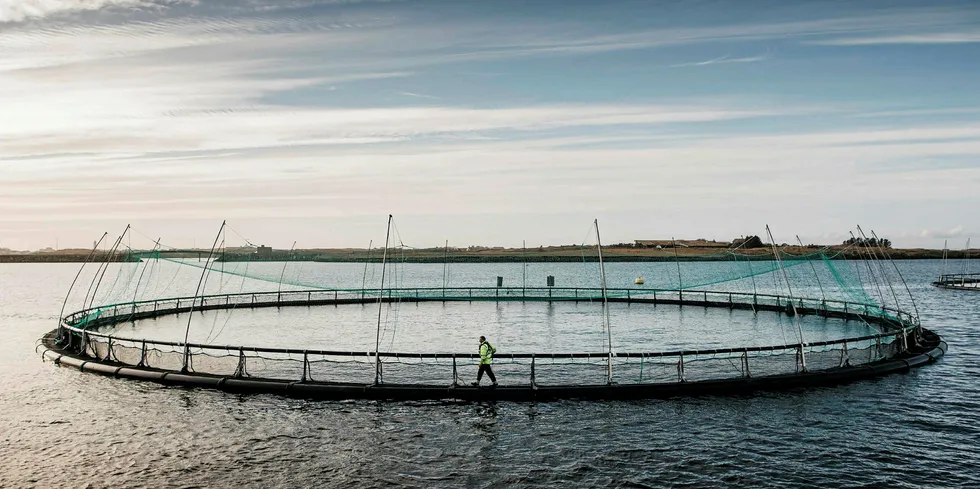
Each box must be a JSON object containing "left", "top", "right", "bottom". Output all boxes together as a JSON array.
[{"left": 471, "top": 381, "right": 480, "bottom": 386}]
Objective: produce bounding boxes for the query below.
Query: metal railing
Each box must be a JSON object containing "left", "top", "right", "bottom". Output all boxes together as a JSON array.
[{"left": 54, "top": 287, "right": 919, "bottom": 387}]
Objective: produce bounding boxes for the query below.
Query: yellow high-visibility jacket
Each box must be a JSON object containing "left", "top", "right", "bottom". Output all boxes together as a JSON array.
[{"left": 479, "top": 342, "right": 496, "bottom": 365}]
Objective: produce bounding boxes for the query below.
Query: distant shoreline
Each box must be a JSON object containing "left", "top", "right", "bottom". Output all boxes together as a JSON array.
[{"left": 1, "top": 247, "right": 974, "bottom": 263}]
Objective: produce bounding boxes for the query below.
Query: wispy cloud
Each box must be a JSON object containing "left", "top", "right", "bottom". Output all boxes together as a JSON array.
[
  {"left": 811, "top": 31, "right": 980, "bottom": 45},
  {"left": 670, "top": 54, "right": 766, "bottom": 68},
  {"left": 397, "top": 91, "right": 441, "bottom": 100},
  {"left": 0, "top": 0, "right": 183, "bottom": 23}
]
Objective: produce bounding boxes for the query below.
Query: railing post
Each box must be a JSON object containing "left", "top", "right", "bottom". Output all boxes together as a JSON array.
[
  {"left": 840, "top": 340, "right": 849, "bottom": 367},
  {"left": 138, "top": 340, "right": 147, "bottom": 367},
  {"left": 678, "top": 354, "right": 685, "bottom": 382},
  {"left": 302, "top": 351, "right": 310, "bottom": 382},
  {"left": 797, "top": 345, "right": 807, "bottom": 373},
  {"left": 742, "top": 350, "right": 750, "bottom": 377},
  {"left": 234, "top": 347, "right": 247, "bottom": 378},
  {"left": 104, "top": 337, "right": 113, "bottom": 362},
  {"left": 451, "top": 355, "right": 458, "bottom": 387},
  {"left": 530, "top": 354, "right": 537, "bottom": 390}
]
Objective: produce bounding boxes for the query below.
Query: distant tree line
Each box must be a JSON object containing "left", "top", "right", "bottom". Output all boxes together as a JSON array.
[{"left": 843, "top": 237, "right": 891, "bottom": 248}]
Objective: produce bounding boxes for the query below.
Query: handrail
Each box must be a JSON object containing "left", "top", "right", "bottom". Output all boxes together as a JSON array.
[
  {"left": 62, "top": 286, "right": 913, "bottom": 324},
  {"left": 58, "top": 287, "right": 916, "bottom": 362}
]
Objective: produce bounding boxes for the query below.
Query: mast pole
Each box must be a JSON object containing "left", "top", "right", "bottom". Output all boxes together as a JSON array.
[
  {"left": 57, "top": 232, "right": 109, "bottom": 340},
  {"left": 361, "top": 240, "right": 373, "bottom": 300},
  {"left": 443, "top": 240, "right": 448, "bottom": 296},
  {"left": 796, "top": 235, "right": 826, "bottom": 302},
  {"left": 857, "top": 225, "right": 901, "bottom": 314},
  {"left": 871, "top": 229, "right": 920, "bottom": 323},
  {"left": 941, "top": 239, "right": 948, "bottom": 282},
  {"left": 595, "top": 219, "right": 613, "bottom": 384},
  {"left": 277, "top": 240, "right": 297, "bottom": 304},
  {"left": 131, "top": 238, "right": 161, "bottom": 306},
  {"left": 671, "top": 237, "right": 682, "bottom": 299},
  {"left": 181, "top": 221, "right": 226, "bottom": 373},
  {"left": 85, "top": 225, "right": 130, "bottom": 310},
  {"left": 766, "top": 225, "right": 807, "bottom": 371},
  {"left": 374, "top": 214, "right": 393, "bottom": 385},
  {"left": 522, "top": 239, "right": 527, "bottom": 297},
  {"left": 963, "top": 238, "right": 972, "bottom": 281}
]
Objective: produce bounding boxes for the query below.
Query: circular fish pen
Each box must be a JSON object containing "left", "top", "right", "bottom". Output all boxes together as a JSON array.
[{"left": 38, "top": 222, "right": 947, "bottom": 401}]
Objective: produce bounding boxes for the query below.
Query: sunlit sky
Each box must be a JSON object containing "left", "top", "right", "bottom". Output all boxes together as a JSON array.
[{"left": 1, "top": 0, "right": 978, "bottom": 250}]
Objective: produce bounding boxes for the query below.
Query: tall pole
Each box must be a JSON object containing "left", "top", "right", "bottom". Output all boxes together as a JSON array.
[
  {"left": 85, "top": 225, "right": 131, "bottom": 310},
  {"left": 858, "top": 225, "right": 901, "bottom": 314},
  {"left": 131, "top": 238, "right": 161, "bottom": 306},
  {"left": 941, "top": 239, "right": 948, "bottom": 282},
  {"left": 374, "top": 215, "right": 393, "bottom": 385},
  {"left": 963, "top": 238, "right": 972, "bottom": 280},
  {"left": 766, "top": 225, "right": 807, "bottom": 371},
  {"left": 361, "top": 240, "right": 373, "bottom": 300},
  {"left": 181, "top": 221, "right": 226, "bottom": 373},
  {"left": 872, "top": 229, "right": 920, "bottom": 323},
  {"left": 595, "top": 219, "right": 613, "bottom": 384},
  {"left": 442, "top": 240, "right": 449, "bottom": 296},
  {"left": 522, "top": 239, "right": 527, "bottom": 297},
  {"left": 796, "top": 235, "right": 826, "bottom": 302},
  {"left": 57, "top": 232, "right": 109, "bottom": 339},
  {"left": 277, "top": 240, "right": 297, "bottom": 303},
  {"left": 851, "top": 230, "right": 886, "bottom": 309},
  {"left": 671, "top": 237, "right": 683, "bottom": 299}
]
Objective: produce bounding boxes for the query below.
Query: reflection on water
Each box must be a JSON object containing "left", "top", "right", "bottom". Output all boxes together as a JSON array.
[{"left": 1, "top": 261, "right": 978, "bottom": 488}]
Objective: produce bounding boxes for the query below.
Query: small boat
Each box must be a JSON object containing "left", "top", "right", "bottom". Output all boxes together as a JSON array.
[{"left": 635, "top": 277, "right": 645, "bottom": 285}]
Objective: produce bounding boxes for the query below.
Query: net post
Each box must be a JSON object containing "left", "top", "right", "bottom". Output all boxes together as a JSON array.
[
  {"left": 875, "top": 336, "right": 882, "bottom": 360},
  {"left": 138, "top": 340, "right": 147, "bottom": 367},
  {"left": 80, "top": 331, "right": 89, "bottom": 357},
  {"left": 302, "top": 351, "right": 310, "bottom": 382},
  {"left": 742, "top": 349, "right": 750, "bottom": 378},
  {"left": 530, "top": 354, "right": 537, "bottom": 390},
  {"left": 234, "top": 347, "right": 247, "bottom": 378},
  {"left": 451, "top": 355, "right": 458, "bottom": 387},
  {"left": 840, "top": 340, "right": 849, "bottom": 367},
  {"left": 104, "top": 336, "right": 113, "bottom": 362},
  {"left": 797, "top": 345, "right": 807, "bottom": 373},
  {"left": 677, "top": 353, "right": 685, "bottom": 382}
]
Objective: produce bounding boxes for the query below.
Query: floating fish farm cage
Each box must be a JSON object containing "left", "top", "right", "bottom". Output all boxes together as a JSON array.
[{"left": 38, "top": 220, "right": 946, "bottom": 401}]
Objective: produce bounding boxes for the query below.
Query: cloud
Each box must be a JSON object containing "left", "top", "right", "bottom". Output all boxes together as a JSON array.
[
  {"left": 0, "top": 0, "right": 182, "bottom": 23},
  {"left": 920, "top": 226, "right": 970, "bottom": 239},
  {"left": 810, "top": 31, "right": 980, "bottom": 45},
  {"left": 670, "top": 55, "right": 766, "bottom": 68}
]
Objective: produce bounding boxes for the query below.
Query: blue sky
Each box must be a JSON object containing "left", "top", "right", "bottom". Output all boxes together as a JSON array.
[{"left": 1, "top": 0, "right": 978, "bottom": 250}]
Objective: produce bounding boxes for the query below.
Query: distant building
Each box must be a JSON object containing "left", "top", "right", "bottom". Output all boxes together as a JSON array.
[{"left": 256, "top": 245, "right": 273, "bottom": 257}]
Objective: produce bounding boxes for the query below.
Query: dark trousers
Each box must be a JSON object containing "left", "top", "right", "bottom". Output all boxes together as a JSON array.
[{"left": 478, "top": 364, "right": 496, "bottom": 383}]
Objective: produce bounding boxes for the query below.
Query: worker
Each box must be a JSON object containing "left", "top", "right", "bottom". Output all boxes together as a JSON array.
[{"left": 472, "top": 335, "right": 497, "bottom": 387}]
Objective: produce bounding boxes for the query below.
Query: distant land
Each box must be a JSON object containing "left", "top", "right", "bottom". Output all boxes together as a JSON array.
[{"left": 1, "top": 238, "right": 976, "bottom": 263}]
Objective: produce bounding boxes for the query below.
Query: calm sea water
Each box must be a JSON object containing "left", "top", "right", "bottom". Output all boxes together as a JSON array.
[{"left": 1, "top": 260, "right": 978, "bottom": 488}]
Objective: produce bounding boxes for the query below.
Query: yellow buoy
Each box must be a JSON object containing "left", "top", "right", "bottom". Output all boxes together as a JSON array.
[{"left": 635, "top": 277, "right": 645, "bottom": 285}]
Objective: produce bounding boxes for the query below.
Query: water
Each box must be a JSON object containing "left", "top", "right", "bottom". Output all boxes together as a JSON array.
[{"left": 2, "top": 260, "right": 978, "bottom": 487}]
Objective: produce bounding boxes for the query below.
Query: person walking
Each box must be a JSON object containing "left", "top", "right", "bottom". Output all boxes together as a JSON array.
[{"left": 472, "top": 335, "right": 497, "bottom": 387}]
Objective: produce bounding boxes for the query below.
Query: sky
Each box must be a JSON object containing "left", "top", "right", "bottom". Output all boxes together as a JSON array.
[{"left": 1, "top": 0, "right": 979, "bottom": 251}]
